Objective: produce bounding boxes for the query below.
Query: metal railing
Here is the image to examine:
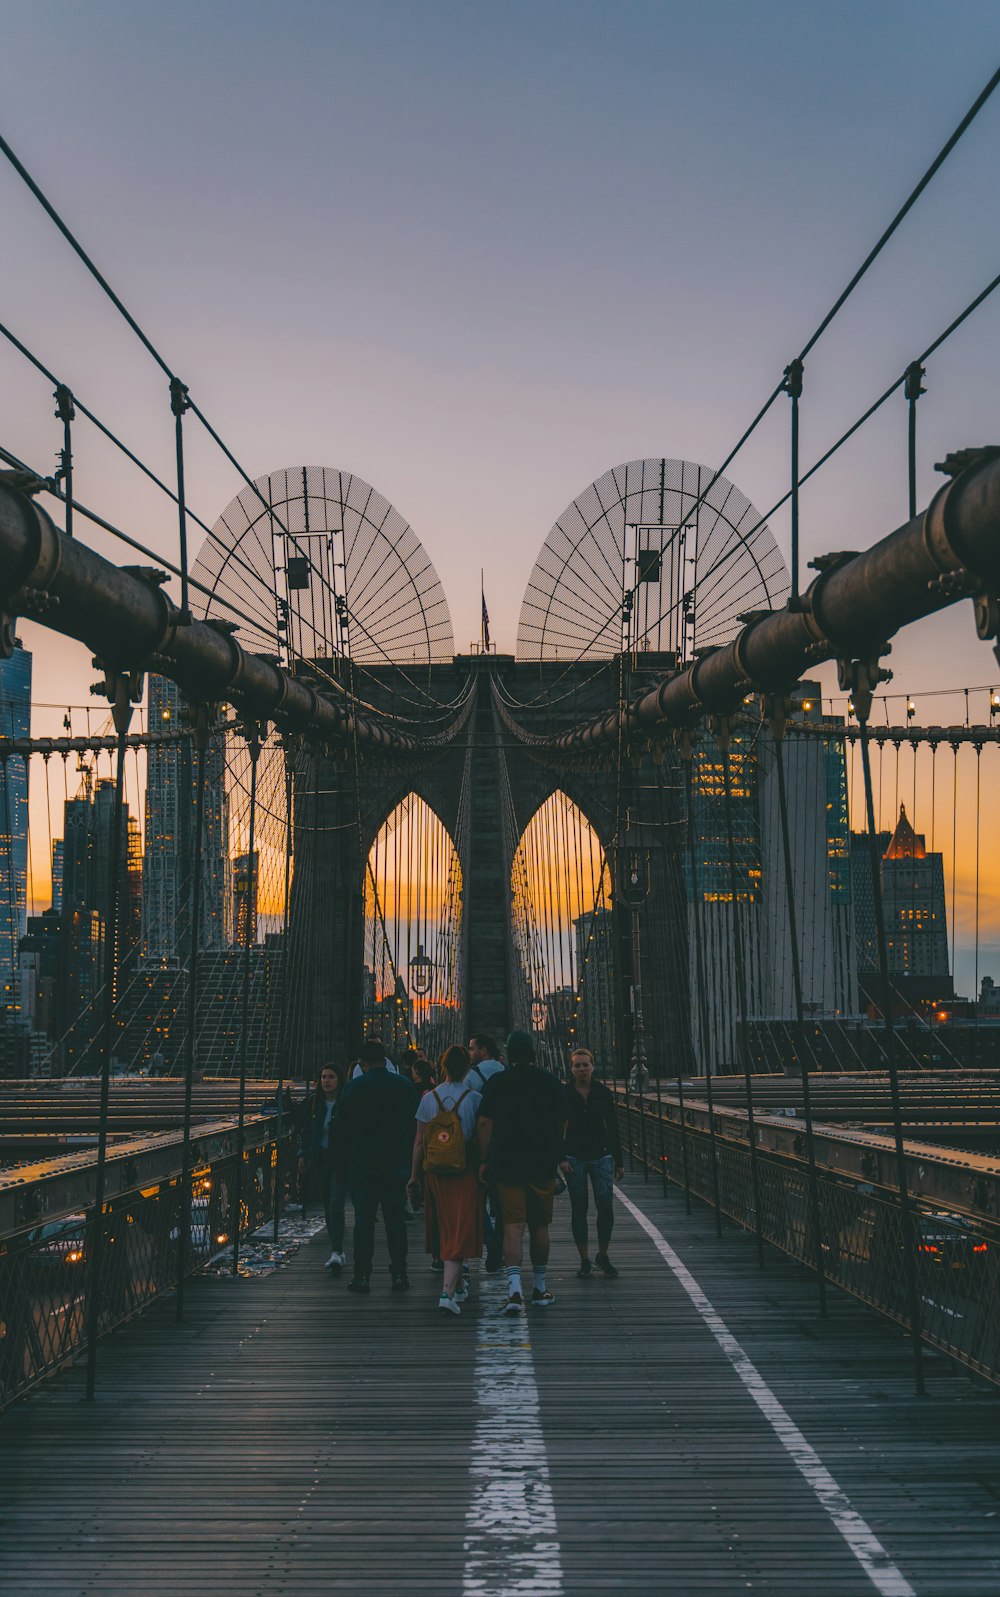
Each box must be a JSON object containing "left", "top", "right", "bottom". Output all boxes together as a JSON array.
[
  {"left": 618, "top": 1091, "right": 1000, "bottom": 1386},
  {"left": 0, "top": 1115, "right": 296, "bottom": 1410}
]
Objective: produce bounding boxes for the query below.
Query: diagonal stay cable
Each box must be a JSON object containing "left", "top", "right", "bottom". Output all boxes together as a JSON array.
[{"left": 510, "top": 67, "right": 1000, "bottom": 696}]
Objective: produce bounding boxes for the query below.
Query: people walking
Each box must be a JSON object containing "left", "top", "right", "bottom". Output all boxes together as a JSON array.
[
  {"left": 477, "top": 1029, "right": 567, "bottom": 1315},
  {"left": 298, "top": 1062, "right": 349, "bottom": 1273},
  {"left": 334, "top": 1038, "right": 419, "bottom": 1294},
  {"left": 349, "top": 1037, "right": 399, "bottom": 1079},
  {"left": 408, "top": 1044, "right": 483, "bottom": 1316},
  {"left": 559, "top": 1047, "right": 624, "bottom": 1279},
  {"left": 467, "top": 1034, "right": 504, "bottom": 1271}
]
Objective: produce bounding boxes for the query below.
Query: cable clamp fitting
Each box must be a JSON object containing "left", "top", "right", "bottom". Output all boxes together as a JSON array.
[
  {"left": 169, "top": 377, "right": 190, "bottom": 417},
  {"left": 90, "top": 661, "right": 144, "bottom": 737},
  {"left": 835, "top": 655, "right": 893, "bottom": 724}
]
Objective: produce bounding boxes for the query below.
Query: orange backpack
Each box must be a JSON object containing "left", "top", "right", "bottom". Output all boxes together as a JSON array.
[{"left": 422, "top": 1087, "right": 472, "bottom": 1176}]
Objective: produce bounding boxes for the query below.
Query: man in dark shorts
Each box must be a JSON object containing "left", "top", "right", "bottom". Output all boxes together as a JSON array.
[
  {"left": 476, "top": 1029, "right": 567, "bottom": 1315},
  {"left": 335, "top": 1039, "right": 419, "bottom": 1294}
]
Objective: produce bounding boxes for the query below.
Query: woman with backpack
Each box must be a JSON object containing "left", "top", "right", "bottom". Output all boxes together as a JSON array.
[{"left": 407, "top": 1044, "right": 483, "bottom": 1315}]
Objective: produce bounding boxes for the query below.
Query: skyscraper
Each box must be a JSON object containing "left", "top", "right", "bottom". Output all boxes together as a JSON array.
[
  {"left": 0, "top": 641, "right": 31, "bottom": 980},
  {"left": 684, "top": 727, "right": 764, "bottom": 1074},
  {"left": 851, "top": 803, "right": 951, "bottom": 1008},
  {"left": 143, "top": 675, "right": 229, "bottom": 962}
]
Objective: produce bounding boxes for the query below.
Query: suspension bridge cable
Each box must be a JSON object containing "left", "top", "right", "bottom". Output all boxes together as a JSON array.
[{"left": 622, "top": 264, "right": 1000, "bottom": 654}]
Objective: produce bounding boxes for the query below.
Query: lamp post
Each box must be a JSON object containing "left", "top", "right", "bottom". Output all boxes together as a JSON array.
[
  {"left": 616, "top": 842, "right": 651, "bottom": 1090},
  {"left": 408, "top": 943, "right": 434, "bottom": 1049}
]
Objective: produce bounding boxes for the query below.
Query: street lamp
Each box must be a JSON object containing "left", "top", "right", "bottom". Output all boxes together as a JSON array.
[
  {"left": 616, "top": 841, "right": 651, "bottom": 1091},
  {"left": 408, "top": 944, "right": 434, "bottom": 998}
]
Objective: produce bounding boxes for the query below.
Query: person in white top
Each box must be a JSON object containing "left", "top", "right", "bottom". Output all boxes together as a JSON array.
[
  {"left": 408, "top": 1045, "right": 483, "bottom": 1315},
  {"left": 468, "top": 1034, "right": 504, "bottom": 1270}
]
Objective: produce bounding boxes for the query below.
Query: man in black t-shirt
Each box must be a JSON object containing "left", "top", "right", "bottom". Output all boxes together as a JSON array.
[{"left": 477, "top": 1030, "right": 567, "bottom": 1315}]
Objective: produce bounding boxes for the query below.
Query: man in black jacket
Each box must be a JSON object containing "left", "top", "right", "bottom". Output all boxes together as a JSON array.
[
  {"left": 335, "top": 1040, "right": 419, "bottom": 1294},
  {"left": 559, "top": 1046, "right": 624, "bottom": 1279},
  {"left": 477, "top": 1030, "right": 567, "bottom": 1315}
]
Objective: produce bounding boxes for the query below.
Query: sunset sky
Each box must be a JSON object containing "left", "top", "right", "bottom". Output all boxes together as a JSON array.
[{"left": 2, "top": 3, "right": 999, "bottom": 989}]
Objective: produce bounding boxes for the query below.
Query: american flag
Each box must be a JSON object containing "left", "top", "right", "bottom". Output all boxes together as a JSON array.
[{"left": 481, "top": 577, "right": 490, "bottom": 650}]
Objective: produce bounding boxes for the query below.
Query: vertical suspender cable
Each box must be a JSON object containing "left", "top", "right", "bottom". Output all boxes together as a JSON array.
[
  {"left": 273, "top": 751, "right": 294, "bottom": 1242},
  {"left": 723, "top": 731, "right": 765, "bottom": 1268},
  {"left": 684, "top": 749, "right": 723, "bottom": 1236},
  {"left": 858, "top": 715, "right": 926, "bottom": 1394},
  {"left": 54, "top": 384, "right": 74, "bottom": 538},
  {"left": 170, "top": 379, "right": 192, "bottom": 623},
  {"left": 176, "top": 713, "right": 209, "bottom": 1322},
  {"left": 771, "top": 725, "right": 827, "bottom": 1314},
  {"left": 84, "top": 695, "right": 132, "bottom": 1399},
  {"left": 231, "top": 728, "right": 261, "bottom": 1277},
  {"left": 783, "top": 359, "right": 804, "bottom": 602},
  {"left": 905, "top": 361, "right": 926, "bottom": 520}
]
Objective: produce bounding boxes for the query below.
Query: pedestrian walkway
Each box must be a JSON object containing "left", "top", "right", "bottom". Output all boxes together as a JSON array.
[{"left": 0, "top": 1178, "right": 997, "bottom": 1596}]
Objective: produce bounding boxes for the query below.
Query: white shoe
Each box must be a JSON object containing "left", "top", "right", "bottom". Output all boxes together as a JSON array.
[
  {"left": 438, "top": 1293, "right": 461, "bottom": 1316},
  {"left": 324, "top": 1251, "right": 346, "bottom": 1271},
  {"left": 454, "top": 1285, "right": 469, "bottom": 1304}
]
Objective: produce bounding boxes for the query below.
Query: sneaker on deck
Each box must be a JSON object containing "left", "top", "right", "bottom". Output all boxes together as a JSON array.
[
  {"left": 324, "top": 1251, "right": 345, "bottom": 1274},
  {"left": 576, "top": 1259, "right": 593, "bottom": 1279},
  {"left": 530, "top": 1288, "right": 555, "bottom": 1308},
  {"left": 595, "top": 1253, "right": 619, "bottom": 1279},
  {"left": 391, "top": 1271, "right": 410, "bottom": 1292},
  {"left": 438, "top": 1293, "right": 461, "bottom": 1316},
  {"left": 347, "top": 1276, "right": 370, "bottom": 1294},
  {"left": 501, "top": 1291, "right": 524, "bottom": 1316},
  {"left": 454, "top": 1285, "right": 469, "bottom": 1304},
  {"left": 430, "top": 1257, "right": 444, "bottom": 1273}
]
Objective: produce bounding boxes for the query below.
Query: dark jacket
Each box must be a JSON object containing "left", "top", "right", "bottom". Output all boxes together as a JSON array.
[
  {"left": 563, "top": 1079, "right": 623, "bottom": 1164},
  {"left": 333, "top": 1067, "right": 420, "bottom": 1181},
  {"left": 298, "top": 1092, "right": 340, "bottom": 1172}
]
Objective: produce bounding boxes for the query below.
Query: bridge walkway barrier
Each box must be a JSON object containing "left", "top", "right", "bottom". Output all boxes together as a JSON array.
[{"left": 0, "top": 1178, "right": 997, "bottom": 1595}]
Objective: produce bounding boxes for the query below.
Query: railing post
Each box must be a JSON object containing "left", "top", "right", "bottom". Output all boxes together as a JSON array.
[
  {"left": 676, "top": 1069, "right": 692, "bottom": 1214},
  {"left": 855, "top": 685, "right": 926, "bottom": 1395},
  {"left": 84, "top": 665, "right": 138, "bottom": 1400},
  {"left": 721, "top": 725, "right": 765, "bottom": 1268},
  {"left": 682, "top": 738, "right": 723, "bottom": 1236},
  {"left": 769, "top": 702, "right": 827, "bottom": 1315},
  {"left": 231, "top": 722, "right": 264, "bottom": 1277},
  {"left": 176, "top": 704, "right": 211, "bottom": 1322},
  {"left": 273, "top": 746, "right": 295, "bottom": 1242}
]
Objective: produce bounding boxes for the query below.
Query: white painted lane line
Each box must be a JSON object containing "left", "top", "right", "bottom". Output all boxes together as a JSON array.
[
  {"left": 616, "top": 1187, "right": 916, "bottom": 1597},
  {"left": 463, "top": 1275, "right": 565, "bottom": 1597}
]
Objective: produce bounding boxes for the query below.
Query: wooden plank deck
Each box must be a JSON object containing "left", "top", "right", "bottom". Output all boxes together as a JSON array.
[{"left": 0, "top": 1175, "right": 997, "bottom": 1596}]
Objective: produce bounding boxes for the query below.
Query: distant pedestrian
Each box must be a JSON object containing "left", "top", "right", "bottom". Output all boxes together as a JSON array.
[
  {"left": 467, "top": 1033, "right": 503, "bottom": 1090},
  {"left": 349, "top": 1037, "right": 399, "bottom": 1080},
  {"left": 468, "top": 1033, "right": 504, "bottom": 1272},
  {"left": 335, "top": 1039, "right": 419, "bottom": 1294},
  {"left": 559, "top": 1047, "right": 624, "bottom": 1279},
  {"left": 477, "top": 1029, "right": 567, "bottom": 1315},
  {"left": 408, "top": 1044, "right": 483, "bottom": 1316},
  {"left": 410, "top": 1054, "right": 438, "bottom": 1096},
  {"left": 298, "top": 1062, "right": 349, "bottom": 1273}
]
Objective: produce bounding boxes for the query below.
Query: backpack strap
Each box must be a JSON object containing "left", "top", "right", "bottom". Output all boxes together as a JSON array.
[
  {"left": 455, "top": 1086, "right": 472, "bottom": 1107},
  {"left": 430, "top": 1088, "right": 445, "bottom": 1113}
]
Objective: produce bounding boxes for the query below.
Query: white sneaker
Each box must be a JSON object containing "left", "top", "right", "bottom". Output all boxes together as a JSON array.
[
  {"left": 324, "top": 1251, "right": 346, "bottom": 1272},
  {"left": 438, "top": 1293, "right": 461, "bottom": 1316},
  {"left": 454, "top": 1285, "right": 469, "bottom": 1304}
]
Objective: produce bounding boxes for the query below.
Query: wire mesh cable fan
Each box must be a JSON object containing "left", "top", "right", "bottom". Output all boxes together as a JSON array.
[{"left": 517, "top": 458, "right": 788, "bottom": 662}]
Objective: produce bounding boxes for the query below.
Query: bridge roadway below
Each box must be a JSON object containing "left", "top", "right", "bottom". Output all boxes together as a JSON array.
[{"left": 1, "top": 1178, "right": 997, "bottom": 1596}]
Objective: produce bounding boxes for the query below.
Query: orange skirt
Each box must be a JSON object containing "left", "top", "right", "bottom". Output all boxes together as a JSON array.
[{"left": 424, "top": 1168, "right": 484, "bottom": 1261}]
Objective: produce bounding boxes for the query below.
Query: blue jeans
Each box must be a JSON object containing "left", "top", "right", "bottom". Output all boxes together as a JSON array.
[{"left": 564, "top": 1155, "right": 615, "bottom": 1251}]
